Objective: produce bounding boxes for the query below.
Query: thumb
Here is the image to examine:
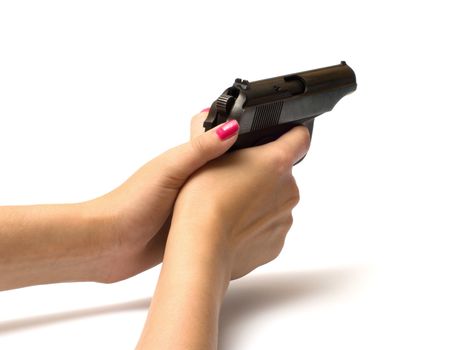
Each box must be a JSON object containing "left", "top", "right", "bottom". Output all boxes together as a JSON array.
[{"left": 158, "top": 119, "right": 239, "bottom": 188}]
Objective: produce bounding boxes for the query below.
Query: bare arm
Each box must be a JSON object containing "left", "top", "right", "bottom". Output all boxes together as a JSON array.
[
  {"left": 137, "top": 219, "right": 229, "bottom": 349},
  {"left": 137, "top": 125, "right": 310, "bottom": 349},
  {"left": 0, "top": 203, "right": 111, "bottom": 290},
  {"left": 0, "top": 110, "right": 239, "bottom": 291}
]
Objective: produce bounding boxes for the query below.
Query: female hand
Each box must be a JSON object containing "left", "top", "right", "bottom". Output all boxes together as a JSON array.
[
  {"left": 136, "top": 117, "right": 310, "bottom": 349},
  {"left": 81, "top": 110, "right": 240, "bottom": 283},
  {"left": 0, "top": 109, "right": 241, "bottom": 291},
  {"left": 165, "top": 116, "right": 310, "bottom": 284}
]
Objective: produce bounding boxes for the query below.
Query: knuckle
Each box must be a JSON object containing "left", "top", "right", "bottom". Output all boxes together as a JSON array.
[
  {"left": 190, "top": 136, "right": 207, "bottom": 155},
  {"left": 289, "top": 177, "right": 300, "bottom": 207},
  {"left": 285, "top": 213, "right": 294, "bottom": 229},
  {"left": 269, "top": 223, "right": 290, "bottom": 260},
  {"left": 267, "top": 148, "right": 291, "bottom": 174},
  {"left": 272, "top": 236, "right": 286, "bottom": 259},
  {"left": 283, "top": 177, "right": 300, "bottom": 208}
]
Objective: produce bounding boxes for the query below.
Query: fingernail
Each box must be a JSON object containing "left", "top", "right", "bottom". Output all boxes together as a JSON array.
[
  {"left": 216, "top": 119, "right": 239, "bottom": 140},
  {"left": 201, "top": 107, "right": 210, "bottom": 113}
]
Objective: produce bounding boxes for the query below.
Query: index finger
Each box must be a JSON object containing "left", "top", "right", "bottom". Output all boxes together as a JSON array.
[{"left": 261, "top": 125, "right": 311, "bottom": 166}]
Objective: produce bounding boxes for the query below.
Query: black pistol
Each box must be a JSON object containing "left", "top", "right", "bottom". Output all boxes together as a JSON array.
[{"left": 203, "top": 62, "right": 357, "bottom": 160}]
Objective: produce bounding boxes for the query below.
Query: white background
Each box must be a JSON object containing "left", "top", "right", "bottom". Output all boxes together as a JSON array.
[{"left": 1, "top": 1, "right": 467, "bottom": 349}]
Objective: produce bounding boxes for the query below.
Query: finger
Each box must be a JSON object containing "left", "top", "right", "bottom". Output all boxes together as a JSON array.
[
  {"left": 158, "top": 118, "right": 240, "bottom": 188},
  {"left": 262, "top": 125, "right": 311, "bottom": 166},
  {"left": 190, "top": 108, "right": 210, "bottom": 139}
]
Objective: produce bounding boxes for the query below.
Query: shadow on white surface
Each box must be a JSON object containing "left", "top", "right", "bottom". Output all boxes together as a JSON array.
[
  {"left": 219, "top": 267, "right": 364, "bottom": 349},
  {"left": 0, "top": 267, "right": 364, "bottom": 346},
  {"left": 0, "top": 298, "right": 151, "bottom": 335}
]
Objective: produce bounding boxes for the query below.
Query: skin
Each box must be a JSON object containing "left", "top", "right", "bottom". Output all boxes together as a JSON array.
[
  {"left": 0, "top": 110, "right": 310, "bottom": 349},
  {"left": 0, "top": 111, "right": 239, "bottom": 290},
  {"left": 136, "top": 115, "right": 310, "bottom": 349}
]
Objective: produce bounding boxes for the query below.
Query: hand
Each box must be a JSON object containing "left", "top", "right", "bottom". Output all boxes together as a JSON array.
[
  {"left": 165, "top": 116, "right": 310, "bottom": 283},
  {"left": 136, "top": 117, "right": 309, "bottom": 349},
  {"left": 84, "top": 110, "right": 240, "bottom": 283}
]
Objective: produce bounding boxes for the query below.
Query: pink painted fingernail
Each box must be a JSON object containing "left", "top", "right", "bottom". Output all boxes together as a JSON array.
[
  {"left": 216, "top": 119, "right": 239, "bottom": 140},
  {"left": 201, "top": 107, "right": 210, "bottom": 113}
]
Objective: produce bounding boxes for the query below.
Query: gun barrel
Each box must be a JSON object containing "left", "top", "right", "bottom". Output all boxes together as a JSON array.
[{"left": 244, "top": 62, "right": 356, "bottom": 107}]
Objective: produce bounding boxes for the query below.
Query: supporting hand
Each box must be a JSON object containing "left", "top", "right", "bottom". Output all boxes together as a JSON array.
[
  {"left": 137, "top": 116, "right": 310, "bottom": 349},
  {"left": 0, "top": 110, "right": 240, "bottom": 289}
]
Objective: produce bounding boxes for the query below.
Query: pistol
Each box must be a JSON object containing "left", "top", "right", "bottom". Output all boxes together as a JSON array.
[{"left": 203, "top": 61, "right": 357, "bottom": 161}]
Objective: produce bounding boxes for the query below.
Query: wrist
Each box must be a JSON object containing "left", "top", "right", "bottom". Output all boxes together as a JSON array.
[
  {"left": 163, "top": 217, "right": 233, "bottom": 298},
  {"left": 77, "top": 199, "right": 128, "bottom": 283},
  {"left": 138, "top": 219, "right": 231, "bottom": 349}
]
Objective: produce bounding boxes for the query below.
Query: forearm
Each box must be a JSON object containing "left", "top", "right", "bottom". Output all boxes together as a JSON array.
[
  {"left": 0, "top": 203, "right": 110, "bottom": 290},
  {"left": 137, "top": 220, "right": 231, "bottom": 350}
]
